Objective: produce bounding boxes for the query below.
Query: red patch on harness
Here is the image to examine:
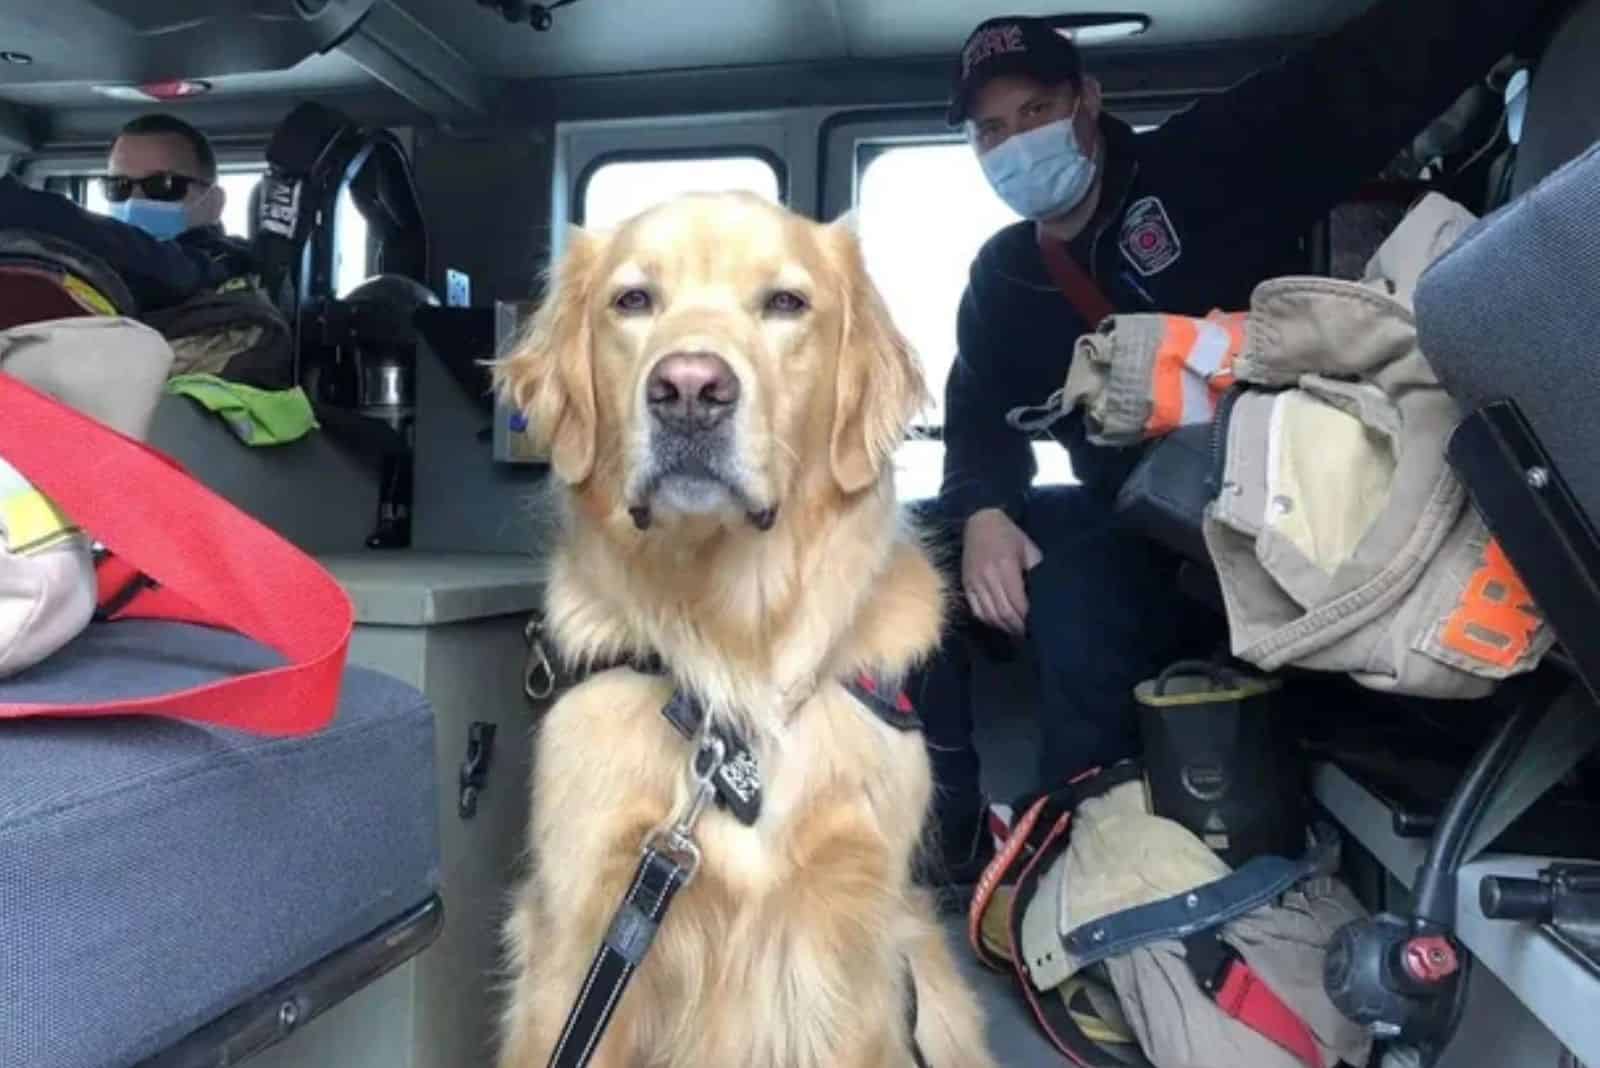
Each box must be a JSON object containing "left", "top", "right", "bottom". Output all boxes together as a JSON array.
[{"left": 854, "top": 673, "right": 915, "bottom": 717}]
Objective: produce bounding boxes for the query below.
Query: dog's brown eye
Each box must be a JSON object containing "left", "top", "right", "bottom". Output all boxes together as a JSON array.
[
  {"left": 765, "top": 290, "right": 809, "bottom": 315},
  {"left": 613, "top": 288, "right": 653, "bottom": 313}
]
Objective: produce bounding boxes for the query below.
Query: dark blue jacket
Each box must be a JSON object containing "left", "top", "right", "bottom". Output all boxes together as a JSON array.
[
  {"left": 0, "top": 176, "right": 255, "bottom": 313},
  {"left": 941, "top": 0, "right": 1566, "bottom": 521}
]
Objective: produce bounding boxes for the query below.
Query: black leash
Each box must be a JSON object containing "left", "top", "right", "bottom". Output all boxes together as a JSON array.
[{"left": 545, "top": 732, "right": 724, "bottom": 1068}]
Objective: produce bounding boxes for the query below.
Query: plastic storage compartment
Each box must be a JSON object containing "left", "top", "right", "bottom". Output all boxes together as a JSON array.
[{"left": 246, "top": 551, "right": 548, "bottom": 1068}]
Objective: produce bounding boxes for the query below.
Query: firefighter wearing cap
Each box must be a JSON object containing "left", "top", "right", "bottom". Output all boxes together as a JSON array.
[{"left": 913, "top": 0, "right": 1569, "bottom": 899}]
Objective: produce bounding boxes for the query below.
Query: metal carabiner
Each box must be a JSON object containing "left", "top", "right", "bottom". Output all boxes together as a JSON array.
[
  {"left": 523, "top": 616, "right": 556, "bottom": 703},
  {"left": 641, "top": 733, "right": 726, "bottom": 884}
]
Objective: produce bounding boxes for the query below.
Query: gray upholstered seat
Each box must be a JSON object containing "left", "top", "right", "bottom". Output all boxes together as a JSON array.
[{"left": 0, "top": 620, "right": 439, "bottom": 1068}]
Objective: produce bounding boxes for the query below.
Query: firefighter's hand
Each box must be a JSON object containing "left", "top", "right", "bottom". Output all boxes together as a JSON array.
[{"left": 961, "top": 508, "right": 1043, "bottom": 637}]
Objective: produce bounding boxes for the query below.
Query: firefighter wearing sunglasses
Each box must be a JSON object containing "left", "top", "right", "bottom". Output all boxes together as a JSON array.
[
  {"left": 0, "top": 113, "right": 262, "bottom": 312},
  {"left": 0, "top": 112, "right": 291, "bottom": 385}
]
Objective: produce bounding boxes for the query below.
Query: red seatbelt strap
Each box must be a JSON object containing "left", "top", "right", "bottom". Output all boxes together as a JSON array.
[
  {"left": 0, "top": 371, "right": 351, "bottom": 735},
  {"left": 1214, "top": 959, "right": 1324, "bottom": 1068},
  {"left": 1036, "top": 226, "right": 1115, "bottom": 328}
]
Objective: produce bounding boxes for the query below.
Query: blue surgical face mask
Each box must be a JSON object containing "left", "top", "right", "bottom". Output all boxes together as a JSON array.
[
  {"left": 109, "top": 198, "right": 192, "bottom": 241},
  {"left": 978, "top": 103, "right": 1099, "bottom": 221}
]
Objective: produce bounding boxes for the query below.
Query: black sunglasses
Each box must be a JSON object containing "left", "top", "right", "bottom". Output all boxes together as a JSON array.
[{"left": 100, "top": 172, "right": 209, "bottom": 204}]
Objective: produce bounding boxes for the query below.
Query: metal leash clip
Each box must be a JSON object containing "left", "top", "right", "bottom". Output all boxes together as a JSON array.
[
  {"left": 523, "top": 616, "right": 556, "bottom": 703},
  {"left": 641, "top": 733, "right": 726, "bottom": 885}
]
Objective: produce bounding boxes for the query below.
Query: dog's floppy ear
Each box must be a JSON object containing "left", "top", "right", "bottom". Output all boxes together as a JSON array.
[
  {"left": 494, "top": 226, "right": 603, "bottom": 485},
  {"left": 825, "top": 220, "right": 927, "bottom": 495}
]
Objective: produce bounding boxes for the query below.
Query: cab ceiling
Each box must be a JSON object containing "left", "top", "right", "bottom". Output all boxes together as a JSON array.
[
  {"left": 0, "top": 0, "right": 1375, "bottom": 147},
  {"left": 426, "top": 0, "right": 1374, "bottom": 77}
]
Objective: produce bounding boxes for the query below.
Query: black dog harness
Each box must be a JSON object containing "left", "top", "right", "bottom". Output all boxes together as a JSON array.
[{"left": 541, "top": 664, "right": 929, "bottom": 1068}]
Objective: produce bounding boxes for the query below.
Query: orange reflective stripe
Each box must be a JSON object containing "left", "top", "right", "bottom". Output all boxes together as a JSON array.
[
  {"left": 1148, "top": 315, "right": 1198, "bottom": 437},
  {"left": 1440, "top": 539, "right": 1543, "bottom": 670},
  {"left": 1146, "top": 313, "right": 1249, "bottom": 437}
]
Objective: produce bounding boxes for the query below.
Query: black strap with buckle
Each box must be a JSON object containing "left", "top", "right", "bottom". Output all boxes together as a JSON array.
[
  {"left": 846, "top": 673, "right": 923, "bottom": 731},
  {"left": 1180, "top": 930, "right": 1323, "bottom": 1068},
  {"left": 1182, "top": 928, "right": 1239, "bottom": 996},
  {"left": 545, "top": 846, "right": 695, "bottom": 1068},
  {"left": 544, "top": 730, "right": 722, "bottom": 1068}
]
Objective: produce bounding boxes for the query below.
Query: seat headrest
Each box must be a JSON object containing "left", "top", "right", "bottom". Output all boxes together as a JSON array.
[
  {"left": 1513, "top": 0, "right": 1600, "bottom": 196},
  {"left": 266, "top": 101, "right": 363, "bottom": 181},
  {"left": 254, "top": 100, "right": 366, "bottom": 314}
]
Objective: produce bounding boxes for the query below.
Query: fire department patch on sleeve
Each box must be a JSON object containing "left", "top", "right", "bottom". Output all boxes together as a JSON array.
[{"left": 1119, "top": 195, "right": 1183, "bottom": 277}]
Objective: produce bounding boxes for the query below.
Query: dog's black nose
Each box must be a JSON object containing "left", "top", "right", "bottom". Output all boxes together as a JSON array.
[{"left": 647, "top": 352, "right": 739, "bottom": 430}]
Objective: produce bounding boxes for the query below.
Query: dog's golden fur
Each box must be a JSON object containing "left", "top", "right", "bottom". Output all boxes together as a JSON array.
[{"left": 494, "top": 192, "right": 995, "bottom": 1068}]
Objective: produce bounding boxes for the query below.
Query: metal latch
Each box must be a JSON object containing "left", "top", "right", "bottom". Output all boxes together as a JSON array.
[{"left": 458, "top": 721, "right": 497, "bottom": 819}]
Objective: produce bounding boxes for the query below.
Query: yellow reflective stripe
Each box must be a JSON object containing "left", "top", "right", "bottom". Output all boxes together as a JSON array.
[
  {"left": 61, "top": 274, "right": 118, "bottom": 316},
  {"left": 0, "top": 487, "right": 80, "bottom": 554}
]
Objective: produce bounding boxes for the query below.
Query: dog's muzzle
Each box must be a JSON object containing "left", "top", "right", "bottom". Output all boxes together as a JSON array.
[{"left": 631, "top": 351, "right": 775, "bottom": 531}]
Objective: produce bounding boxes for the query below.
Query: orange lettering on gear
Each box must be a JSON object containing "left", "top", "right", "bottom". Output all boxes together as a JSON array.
[
  {"left": 1147, "top": 315, "right": 1199, "bottom": 437},
  {"left": 1440, "top": 539, "right": 1543, "bottom": 670}
]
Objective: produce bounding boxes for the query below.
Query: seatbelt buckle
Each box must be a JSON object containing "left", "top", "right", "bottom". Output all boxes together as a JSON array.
[
  {"left": 91, "top": 547, "right": 158, "bottom": 622},
  {"left": 1187, "top": 931, "right": 1324, "bottom": 1068},
  {"left": 1187, "top": 931, "right": 1243, "bottom": 1001}
]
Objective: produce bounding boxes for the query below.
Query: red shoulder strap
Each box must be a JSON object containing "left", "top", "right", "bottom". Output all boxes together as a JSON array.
[
  {"left": 1037, "top": 226, "right": 1115, "bottom": 328},
  {"left": 0, "top": 372, "right": 351, "bottom": 735},
  {"left": 1214, "top": 960, "right": 1324, "bottom": 1068}
]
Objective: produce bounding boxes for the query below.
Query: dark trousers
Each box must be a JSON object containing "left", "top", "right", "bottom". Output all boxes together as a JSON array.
[{"left": 910, "top": 484, "right": 1214, "bottom": 848}]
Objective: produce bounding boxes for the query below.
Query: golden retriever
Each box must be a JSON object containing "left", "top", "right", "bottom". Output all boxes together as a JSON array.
[{"left": 493, "top": 191, "right": 996, "bottom": 1068}]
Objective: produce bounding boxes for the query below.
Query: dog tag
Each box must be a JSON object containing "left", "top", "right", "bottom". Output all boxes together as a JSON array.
[{"left": 713, "top": 745, "right": 762, "bottom": 826}]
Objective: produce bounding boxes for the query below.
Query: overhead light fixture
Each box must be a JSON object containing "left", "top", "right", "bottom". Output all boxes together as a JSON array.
[
  {"left": 1, "top": 51, "right": 33, "bottom": 65},
  {"left": 91, "top": 79, "right": 213, "bottom": 103},
  {"left": 1051, "top": 14, "right": 1151, "bottom": 45}
]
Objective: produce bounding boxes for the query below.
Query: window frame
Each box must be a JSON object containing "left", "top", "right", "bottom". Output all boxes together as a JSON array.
[
  {"left": 573, "top": 145, "right": 789, "bottom": 227},
  {"left": 850, "top": 135, "right": 1007, "bottom": 441}
]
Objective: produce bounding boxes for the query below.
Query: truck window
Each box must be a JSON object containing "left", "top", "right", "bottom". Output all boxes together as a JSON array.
[
  {"left": 856, "top": 140, "right": 1073, "bottom": 499},
  {"left": 580, "top": 154, "right": 782, "bottom": 228}
]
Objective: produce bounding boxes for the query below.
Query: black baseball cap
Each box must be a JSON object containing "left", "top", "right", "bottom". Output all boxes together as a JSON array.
[{"left": 948, "top": 16, "right": 1083, "bottom": 126}]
